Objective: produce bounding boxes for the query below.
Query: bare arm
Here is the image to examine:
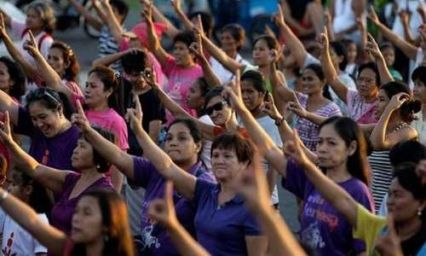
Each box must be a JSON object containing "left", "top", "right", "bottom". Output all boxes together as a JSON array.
[
  {"left": 148, "top": 120, "right": 162, "bottom": 143},
  {"left": 98, "top": 0, "right": 124, "bottom": 44},
  {"left": 246, "top": 236, "right": 268, "bottom": 256},
  {"left": 92, "top": 50, "right": 128, "bottom": 68},
  {"left": 365, "top": 34, "right": 394, "bottom": 85},
  {"left": 368, "top": 6, "right": 418, "bottom": 59},
  {"left": 0, "top": 189, "right": 67, "bottom": 255},
  {"left": 0, "top": 90, "right": 19, "bottom": 126},
  {"left": 319, "top": 30, "right": 348, "bottom": 103},
  {"left": 141, "top": 0, "right": 180, "bottom": 37},
  {"left": 399, "top": 11, "right": 415, "bottom": 44},
  {"left": 129, "top": 95, "right": 197, "bottom": 199},
  {"left": 68, "top": 0, "right": 103, "bottom": 30},
  {"left": 144, "top": 2, "right": 170, "bottom": 67},
  {"left": 370, "top": 93, "right": 418, "bottom": 150},
  {"left": 148, "top": 182, "right": 210, "bottom": 256},
  {"left": 171, "top": 0, "right": 194, "bottom": 32}
]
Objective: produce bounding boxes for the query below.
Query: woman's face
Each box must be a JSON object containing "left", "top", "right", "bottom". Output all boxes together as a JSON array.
[
  {"left": 71, "top": 138, "right": 95, "bottom": 170},
  {"left": 241, "top": 80, "right": 264, "bottom": 111},
  {"left": 347, "top": 43, "right": 357, "bottom": 64},
  {"left": 28, "top": 101, "right": 63, "bottom": 138},
  {"left": 6, "top": 171, "right": 26, "bottom": 199},
  {"left": 316, "top": 124, "right": 351, "bottom": 169},
  {"left": 220, "top": 31, "right": 238, "bottom": 54},
  {"left": 123, "top": 70, "right": 147, "bottom": 91},
  {"left": 300, "top": 69, "right": 324, "bottom": 96},
  {"left": 0, "top": 62, "right": 13, "bottom": 93},
  {"left": 211, "top": 147, "right": 247, "bottom": 182},
  {"left": 387, "top": 179, "right": 425, "bottom": 223},
  {"left": 186, "top": 82, "right": 205, "bottom": 109},
  {"left": 252, "top": 39, "right": 270, "bottom": 67},
  {"left": 71, "top": 196, "right": 104, "bottom": 244},
  {"left": 26, "top": 8, "right": 44, "bottom": 31},
  {"left": 164, "top": 123, "right": 200, "bottom": 165},
  {"left": 356, "top": 68, "right": 378, "bottom": 100},
  {"left": 47, "top": 47, "right": 67, "bottom": 76},
  {"left": 85, "top": 73, "right": 111, "bottom": 108},
  {"left": 205, "top": 96, "right": 232, "bottom": 126},
  {"left": 382, "top": 47, "right": 395, "bottom": 67},
  {"left": 413, "top": 80, "right": 426, "bottom": 103},
  {"left": 173, "top": 41, "right": 193, "bottom": 67},
  {"left": 374, "top": 89, "right": 390, "bottom": 120}
]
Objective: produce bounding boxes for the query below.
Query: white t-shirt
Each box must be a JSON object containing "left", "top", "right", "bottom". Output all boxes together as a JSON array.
[
  {"left": 210, "top": 54, "right": 250, "bottom": 85},
  {"left": 0, "top": 209, "right": 48, "bottom": 255},
  {"left": 199, "top": 114, "right": 214, "bottom": 170}
]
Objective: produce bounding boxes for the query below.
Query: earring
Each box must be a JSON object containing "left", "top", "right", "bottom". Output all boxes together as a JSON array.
[
  {"left": 103, "top": 234, "right": 109, "bottom": 243},
  {"left": 418, "top": 208, "right": 423, "bottom": 217}
]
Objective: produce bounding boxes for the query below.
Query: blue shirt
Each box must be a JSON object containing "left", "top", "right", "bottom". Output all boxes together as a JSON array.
[
  {"left": 132, "top": 157, "right": 214, "bottom": 256},
  {"left": 193, "top": 179, "right": 261, "bottom": 256}
]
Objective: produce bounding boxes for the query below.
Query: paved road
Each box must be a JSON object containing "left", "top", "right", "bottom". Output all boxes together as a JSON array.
[{"left": 55, "top": 15, "right": 301, "bottom": 232}]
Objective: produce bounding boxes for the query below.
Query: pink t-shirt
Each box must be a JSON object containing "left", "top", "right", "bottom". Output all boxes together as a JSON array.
[
  {"left": 11, "top": 20, "right": 53, "bottom": 65},
  {"left": 163, "top": 55, "right": 203, "bottom": 121},
  {"left": 346, "top": 90, "right": 378, "bottom": 125},
  {"left": 85, "top": 108, "right": 129, "bottom": 150}
]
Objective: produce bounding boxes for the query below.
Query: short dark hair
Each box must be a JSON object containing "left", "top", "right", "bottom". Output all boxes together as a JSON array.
[
  {"left": 221, "top": 23, "right": 245, "bottom": 51},
  {"left": 358, "top": 62, "right": 381, "bottom": 86},
  {"left": 330, "top": 41, "right": 348, "bottom": 70},
  {"left": 411, "top": 66, "right": 426, "bottom": 85},
  {"left": 241, "top": 70, "right": 265, "bottom": 93},
  {"left": 25, "top": 87, "right": 74, "bottom": 120},
  {"left": 389, "top": 140, "right": 426, "bottom": 167},
  {"left": 82, "top": 127, "right": 115, "bottom": 173},
  {"left": 0, "top": 57, "right": 25, "bottom": 99},
  {"left": 122, "top": 50, "right": 148, "bottom": 74},
  {"left": 110, "top": 0, "right": 129, "bottom": 21},
  {"left": 211, "top": 133, "right": 254, "bottom": 165},
  {"left": 189, "top": 11, "right": 214, "bottom": 36},
  {"left": 168, "top": 118, "right": 202, "bottom": 144},
  {"left": 173, "top": 31, "right": 196, "bottom": 48}
]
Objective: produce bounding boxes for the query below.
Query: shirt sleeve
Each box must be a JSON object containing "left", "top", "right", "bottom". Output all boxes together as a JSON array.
[
  {"left": 131, "top": 156, "right": 155, "bottom": 188},
  {"left": 243, "top": 212, "right": 262, "bottom": 236},
  {"left": 353, "top": 204, "right": 387, "bottom": 255},
  {"left": 33, "top": 214, "right": 49, "bottom": 253},
  {"left": 193, "top": 179, "right": 216, "bottom": 206},
  {"left": 39, "top": 35, "right": 53, "bottom": 59},
  {"left": 281, "top": 159, "right": 308, "bottom": 199}
]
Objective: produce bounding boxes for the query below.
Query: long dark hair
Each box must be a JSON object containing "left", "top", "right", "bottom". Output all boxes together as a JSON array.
[
  {"left": 25, "top": 87, "right": 74, "bottom": 120},
  {"left": 71, "top": 189, "right": 134, "bottom": 256},
  {"left": 50, "top": 41, "right": 80, "bottom": 82},
  {"left": 319, "top": 117, "right": 370, "bottom": 184},
  {"left": 80, "top": 127, "right": 115, "bottom": 173},
  {"left": 0, "top": 57, "right": 25, "bottom": 100},
  {"left": 15, "top": 170, "right": 52, "bottom": 214}
]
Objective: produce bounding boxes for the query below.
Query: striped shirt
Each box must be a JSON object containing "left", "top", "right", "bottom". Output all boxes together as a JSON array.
[
  {"left": 98, "top": 25, "right": 123, "bottom": 71},
  {"left": 368, "top": 150, "right": 392, "bottom": 212}
]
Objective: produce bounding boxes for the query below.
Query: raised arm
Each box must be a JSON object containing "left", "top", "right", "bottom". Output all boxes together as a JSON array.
[
  {"left": 148, "top": 182, "right": 210, "bottom": 256},
  {"left": 370, "top": 93, "right": 417, "bottom": 150},
  {"left": 236, "top": 153, "right": 306, "bottom": 256},
  {"left": 144, "top": 70, "right": 217, "bottom": 140},
  {"left": 72, "top": 101, "right": 135, "bottom": 180},
  {"left": 143, "top": 2, "right": 170, "bottom": 67},
  {"left": 171, "top": 0, "right": 194, "bottom": 32},
  {"left": 365, "top": 34, "right": 394, "bottom": 85},
  {"left": 92, "top": 50, "right": 129, "bottom": 68},
  {"left": 140, "top": 0, "right": 180, "bottom": 37},
  {"left": 274, "top": 4, "right": 308, "bottom": 68},
  {"left": 368, "top": 6, "right": 418, "bottom": 60},
  {"left": 0, "top": 188, "right": 67, "bottom": 255},
  {"left": 399, "top": 11, "right": 415, "bottom": 44},
  {"left": 0, "top": 14, "right": 39, "bottom": 80},
  {"left": 98, "top": 0, "right": 124, "bottom": 44},
  {"left": 319, "top": 30, "right": 348, "bottom": 103},
  {"left": 128, "top": 95, "right": 197, "bottom": 199},
  {"left": 68, "top": 0, "right": 103, "bottom": 31},
  {"left": 0, "top": 112, "right": 69, "bottom": 193},
  {"left": 284, "top": 130, "right": 358, "bottom": 226},
  {"left": 223, "top": 82, "right": 288, "bottom": 176}
]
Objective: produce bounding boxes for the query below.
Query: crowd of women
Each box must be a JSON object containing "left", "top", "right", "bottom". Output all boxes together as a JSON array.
[{"left": 0, "top": 0, "right": 424, "bottom": 255}]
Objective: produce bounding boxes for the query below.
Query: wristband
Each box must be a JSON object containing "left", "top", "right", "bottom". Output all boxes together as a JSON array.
[{"left": 274, "top": 117, "right": 284, "bottom": 126}]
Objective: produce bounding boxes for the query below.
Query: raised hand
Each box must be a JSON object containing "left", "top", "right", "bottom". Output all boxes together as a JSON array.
[
  {"left": 317, "top": 27, "right": 329, "bottom": 51},
  {"left": 273, "top": 3, "right": 285, "bottom": 27},
  {"left": 126, "top": 94, "right": 143, "bottom": 132},
  {"left": 170, "top": 0, "right": 182, "bottom": 13},
  {"left": 368, "top": 6, "right": 380, "bottom": 25},
  {"left": 261, "top": 92, "right": 283, "bottom": 121},
  {"left": 0, "top": 12, "right": 7, "bottom": 38},
  {"left": 386, "top": 92, "right": 410, "bottom": 112},
  {"left": 365, "top": 33, "right": 382, "bottom": 59},
  {"left": 0, "top": 111, "right": 12, "bottom": 145},
  {"left": 222, "top": 69, "right": 242, "bottom": 108},
  {"left": 23, "top": 30, "right": 39, "bottom": 57},
  {"left": 71, "top": 100, "right": 91, "bottom": 132},
  {"left": 193, "top": 14, "right": 205, "bottom": 38},
  {"left": 148, "top": 181, "right": 178, "bottom": 227},
  {"left": 141, "top": 0, "right": 153, "bottom": 23},
  {"left": 375, "top": 215, "right": 403, "bottom": 256},
  {"left": 287, "top": 98, "right": 307, "bottom": 118},
  {"left": 398, "top": 10, "right": 410, "bottom": 25},
  {"left": 283, "top": 129, "right": 310, "bottom": 168},
  {"left": 189, "top": 41, "right": 203, "bottom": 59}
]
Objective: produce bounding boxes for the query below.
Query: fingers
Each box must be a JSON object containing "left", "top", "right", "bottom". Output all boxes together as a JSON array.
[{"left": 76, "top": 99, "right": 85, "bottom": 116}]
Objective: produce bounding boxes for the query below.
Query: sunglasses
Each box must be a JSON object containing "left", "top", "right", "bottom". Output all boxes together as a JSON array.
[{"left": 205, "top": 101, "right": 227, "bottom": 115}]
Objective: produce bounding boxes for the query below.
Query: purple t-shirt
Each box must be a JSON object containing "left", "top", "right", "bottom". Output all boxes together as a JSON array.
[
  {"left": 50, "top": 173, "right": 113, "bottom": 234},
  {"left": 132, "top": 157, "right": 214, "bottom": 256},
  {"left": 282, "top": 160, "right": 374, "bottom": 256},
  {"left": 15, "top": 107, "right": 80, "bottom": 170},
  {"left": 193, "top": 179, "right": 261, "bottom": 256}
]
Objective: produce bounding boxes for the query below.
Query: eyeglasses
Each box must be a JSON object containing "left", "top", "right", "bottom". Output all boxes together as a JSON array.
[{"left": 205, "top": 101, "right": 226, "bottom": 115}]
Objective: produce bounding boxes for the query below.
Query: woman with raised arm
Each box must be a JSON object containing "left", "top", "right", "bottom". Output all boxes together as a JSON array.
[
  {"left": 369, "top": 81, "right": 420, "bottom": 211},
  {"left": 123, "top": 96, "right": 267, "bottom": 255},
  {"left": 0, "top": 185, "right": 134, "bottom": 256},
  {"left": 284, "top": 130, "right": 426, "bottom": 255},
  {"left": 226, "top": 84, "right": 374, "bottom": 255},
  {"left": 0, "top": 111, "right": 114, "bottom": 235},
  {"left": 73, "top": 98, "right": 214, "bottom": 256}
]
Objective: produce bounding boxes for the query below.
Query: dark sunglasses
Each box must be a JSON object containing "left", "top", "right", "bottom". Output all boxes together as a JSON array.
[{"left": 205, "top": 101, "right": 226, "bottom": 115}]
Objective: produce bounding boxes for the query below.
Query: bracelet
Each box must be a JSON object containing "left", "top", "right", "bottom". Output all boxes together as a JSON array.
[
  {"left": 0, "top": 191, "right": 8, "bottom": 203},
  {"left": 274, "top": 117, "right": 284, "bottom": 126}
]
